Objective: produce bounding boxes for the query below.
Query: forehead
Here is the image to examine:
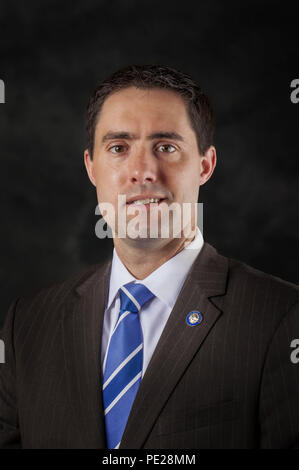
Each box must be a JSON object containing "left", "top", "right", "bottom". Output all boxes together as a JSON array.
[{"left": 95, "top": 86, "right": 193, "bottom": 135}]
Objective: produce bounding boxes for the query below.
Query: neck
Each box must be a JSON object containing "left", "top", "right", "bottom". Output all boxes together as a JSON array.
[{"left": 113, "top": 228, "right": 196, "bottom": 280}]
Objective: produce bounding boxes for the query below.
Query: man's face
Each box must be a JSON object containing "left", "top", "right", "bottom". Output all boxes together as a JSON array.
[{"left": 85, "top": 86, "right": 214, "bottom": 240}]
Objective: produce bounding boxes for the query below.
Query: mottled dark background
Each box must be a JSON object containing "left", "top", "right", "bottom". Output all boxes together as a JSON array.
[{"left": 0, "top": 0, "right": 298, "bottom": 325}]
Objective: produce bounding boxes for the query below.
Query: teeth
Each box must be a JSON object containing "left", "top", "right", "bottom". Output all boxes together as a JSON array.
[{"left": 131, "top": 198, "right": 160, "bottom": 205}]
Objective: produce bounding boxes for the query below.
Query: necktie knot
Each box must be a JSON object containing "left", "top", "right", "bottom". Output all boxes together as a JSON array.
[{"left": 119, "top": 282, "right": 155, "bottom": 314}]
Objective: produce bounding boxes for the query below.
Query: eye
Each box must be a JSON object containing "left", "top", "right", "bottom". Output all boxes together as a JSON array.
[
  {"left": 156, "top": 144, "right": 176, "bottom": 153},
  {"left": 109, "top": 144, "right": 127, "bottom": 154}
]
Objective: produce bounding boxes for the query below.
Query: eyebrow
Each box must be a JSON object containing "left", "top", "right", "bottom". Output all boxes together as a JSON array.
[{"left": 101, "top": 131, "right": 185, "bottom": 143}]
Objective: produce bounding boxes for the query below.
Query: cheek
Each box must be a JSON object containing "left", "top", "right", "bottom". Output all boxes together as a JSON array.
[
  {"left": 167, "top": 165, "right": 200, "bottom": 196},
  {"left": 94, "top": 163, "right": 125, "bottom": 203},
  {"left": 177, "top": 171, "right": 201, "bottom": 202}
]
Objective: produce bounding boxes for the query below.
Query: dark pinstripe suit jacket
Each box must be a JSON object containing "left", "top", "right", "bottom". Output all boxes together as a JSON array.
[{"left": 1, "top": 242, "right": 299, "bottom": 449}]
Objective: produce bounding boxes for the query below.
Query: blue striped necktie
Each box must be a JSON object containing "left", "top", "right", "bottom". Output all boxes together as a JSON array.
[{"left": 102, "top": 282, "right": 155, "bottom": 449}]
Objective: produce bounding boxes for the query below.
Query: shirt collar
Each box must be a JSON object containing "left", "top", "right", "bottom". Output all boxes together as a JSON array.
[{"left": 107, "top": 227, "right": 204, "bottom": 310}]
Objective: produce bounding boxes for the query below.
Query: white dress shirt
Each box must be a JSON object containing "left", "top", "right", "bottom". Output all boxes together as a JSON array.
[{"left": 101, "top": 227, "right": 204, "bottom": 378}]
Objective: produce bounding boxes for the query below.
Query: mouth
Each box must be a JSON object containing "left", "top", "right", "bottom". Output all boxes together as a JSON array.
[{"left": 126, "top": 196, "right": 167, "bottom": 206}]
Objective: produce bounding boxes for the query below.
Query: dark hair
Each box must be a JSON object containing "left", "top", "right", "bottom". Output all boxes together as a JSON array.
[{"left": 85, "top": 64, "right": 214, "bottom": 158}]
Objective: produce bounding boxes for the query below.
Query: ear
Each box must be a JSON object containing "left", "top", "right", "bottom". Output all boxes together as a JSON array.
[
  {"left": 84, "top": 149, "right": 97, "bottom": 187},
  {"left": 199, "top": 145, "right": 217, "bottom": 186}
]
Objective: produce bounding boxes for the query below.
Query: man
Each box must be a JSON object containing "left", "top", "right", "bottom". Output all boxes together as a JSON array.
[{"left": 1, "top": 65, "right": 299, "bottom": 449}]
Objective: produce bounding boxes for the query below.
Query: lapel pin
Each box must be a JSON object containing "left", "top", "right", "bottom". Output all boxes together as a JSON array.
[{"left": 186, "top": 311, "right": 203, "bottom": 327}]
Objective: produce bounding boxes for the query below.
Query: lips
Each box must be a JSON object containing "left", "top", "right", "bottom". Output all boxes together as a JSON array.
[{"left": 126, "top": 195, "right": 167, "bottom": 205}]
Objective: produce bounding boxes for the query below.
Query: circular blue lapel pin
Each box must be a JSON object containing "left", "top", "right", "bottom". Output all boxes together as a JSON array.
[{"left": 186, "top": 311, "right": 203, "bottom": 327}]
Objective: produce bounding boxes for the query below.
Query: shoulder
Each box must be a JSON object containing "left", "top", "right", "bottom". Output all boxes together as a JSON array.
[
  {"left": 7, "top": 258, "right": 112, "bottom": 326},
  {"left": 227, "top": 253, "right": 299, "bottom": 303},
  {"left": 200, "top": 242, "right": 299, "bottom": 335},
  {"left": 200, "top": 243, "right": 299, "bottom": 359},
  {"left": 219, "top": 248, "right": 299, "bottom": 334},
  {"left": 199, "top": 241, "right": 298, "bottom": 301}
]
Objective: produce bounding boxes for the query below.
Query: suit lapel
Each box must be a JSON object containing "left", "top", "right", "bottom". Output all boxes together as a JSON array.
[
  {"left": 120, "top": 242, "right": 228, "bottom": 449},
  {"left": 62, "top": 258, "right": 111, "bottom": 448}
]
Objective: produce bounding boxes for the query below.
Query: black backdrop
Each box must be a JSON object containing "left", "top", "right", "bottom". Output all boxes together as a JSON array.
[{"left": 1, "top": 0, "right": 298, "bottom": 325}]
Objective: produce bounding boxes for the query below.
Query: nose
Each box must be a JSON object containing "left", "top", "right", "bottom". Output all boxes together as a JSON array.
[{"left": 128, "top": 144, "right": 159, "bottom": 185}]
